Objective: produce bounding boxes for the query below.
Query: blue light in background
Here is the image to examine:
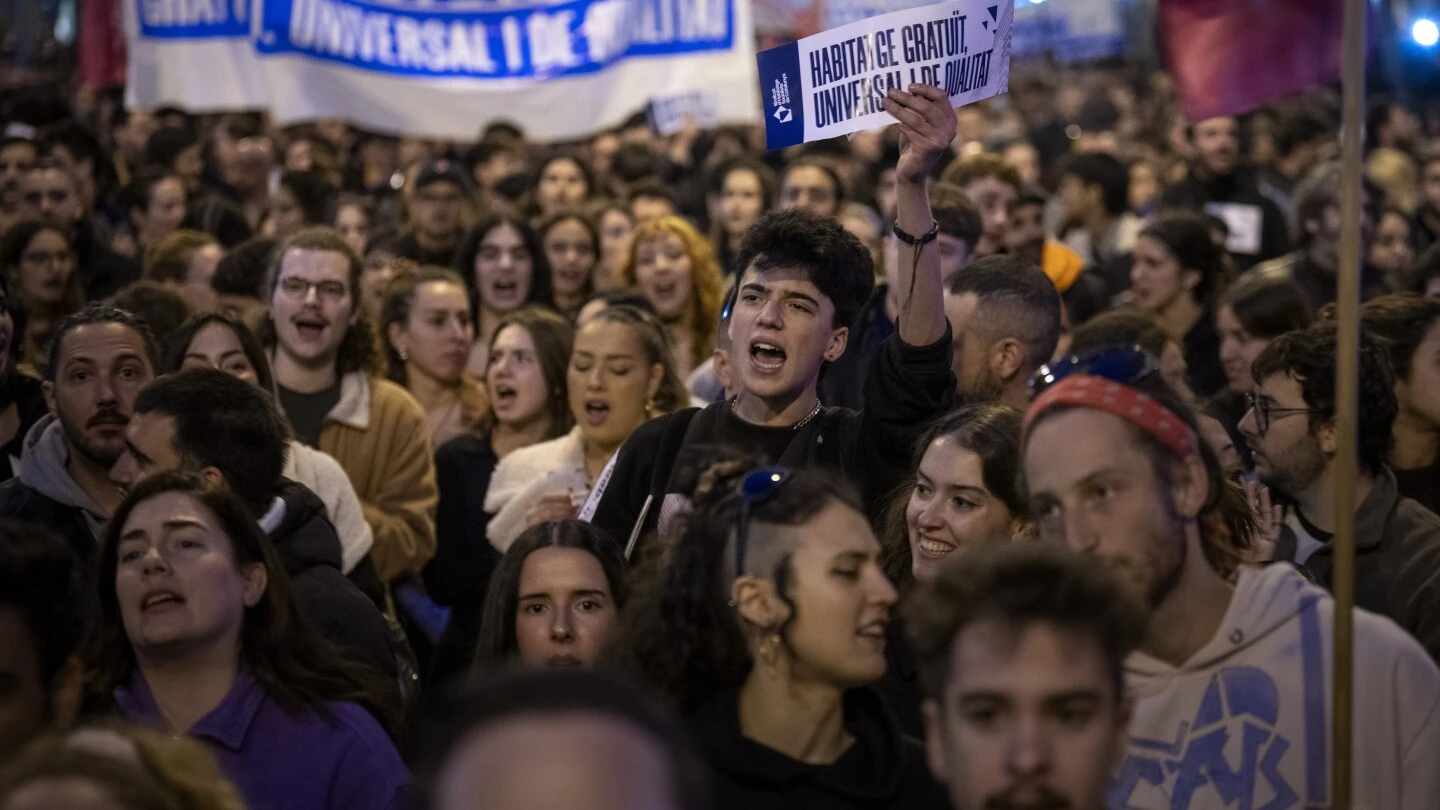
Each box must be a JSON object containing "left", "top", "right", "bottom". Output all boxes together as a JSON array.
[{"left": 1413, "top": 18, "right": 1439, "bottom": 47}]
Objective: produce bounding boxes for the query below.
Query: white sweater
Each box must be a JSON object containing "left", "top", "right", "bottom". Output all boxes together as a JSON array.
[
  {"left": 1115, "top": 563, "right": 1440, "bottom": 810},
  {"left": 484, "top": 427, "right": 589, "bottom": 553},
  {"left": 282, "top": 439, "right": 374, "bottom": 574}
]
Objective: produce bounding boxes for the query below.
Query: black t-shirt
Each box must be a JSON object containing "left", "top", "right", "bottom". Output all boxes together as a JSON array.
[
  {"left": 278, "top": 383, "right": 341, "bottom": 447},
  {"left": 587, "top": 328, "right": 957, "bottom": 547},
  {"left": 395, "top": 232, "right": 459, "bottom": 267}
]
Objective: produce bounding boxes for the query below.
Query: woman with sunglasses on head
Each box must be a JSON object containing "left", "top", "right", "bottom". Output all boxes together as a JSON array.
[
  {"left": 1129, "top": 211, "right": 1232, "bottom": 400},
  {"left": 484, "top": 305, "right": 686, "bottom": 551},
  {"left": 425, "top": 306, "right": 575, "bottom": 684},
  {"left": 382, "top": 267, "right": 488, "bottom": 449},
  {"left": 616, "top": 466, "right": 948, "bottom": 810},
  {"left": 88, "top": 473, "right": 413, "bottom": 810},
  {"left": 456, "top": 213, "right": 555, "bottom": 376},
  {"left": 472, "top": 520, "right": 626, "bottom": 672}
]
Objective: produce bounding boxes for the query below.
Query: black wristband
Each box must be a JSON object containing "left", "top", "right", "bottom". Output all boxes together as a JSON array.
[{"left": 892, "top": 220, "right": 940, "bottom": 246}]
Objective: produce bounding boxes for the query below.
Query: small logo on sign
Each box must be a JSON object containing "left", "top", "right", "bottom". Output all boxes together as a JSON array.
[
  {"left": 771, "top": 74, "right": 791, "bottom": 108},
  {"left": 773, "top": 106, "right": 792, "bottom": 122}
]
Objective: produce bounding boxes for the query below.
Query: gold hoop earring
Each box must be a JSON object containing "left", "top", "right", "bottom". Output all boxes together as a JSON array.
[{"left": 644, "top": 395, "right": 657, "bottom": 418}]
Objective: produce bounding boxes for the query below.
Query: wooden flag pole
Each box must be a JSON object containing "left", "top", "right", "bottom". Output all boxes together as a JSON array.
[{"left": 1331, "top": 0, "right": 1365, "bottom": 806}]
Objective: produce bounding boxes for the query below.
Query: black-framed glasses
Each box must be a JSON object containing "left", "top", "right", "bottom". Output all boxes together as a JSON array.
[
  {"left": 1246, "top": 392, "right": 1311, "bottom": 433},
  {"left": 734, "top": 467, "right": 792, "bottom": 578},
  {"left": 1030, "top": 344, "right": 1161, "bottom": 400}
]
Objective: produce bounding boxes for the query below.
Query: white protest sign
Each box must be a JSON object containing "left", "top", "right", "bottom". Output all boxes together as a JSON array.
[
  {"left": 648, "top": 89, "right": 722, "bottom": 136},
  {"left": 756, "top": 0, "right": 1011, "bottom": 149}
]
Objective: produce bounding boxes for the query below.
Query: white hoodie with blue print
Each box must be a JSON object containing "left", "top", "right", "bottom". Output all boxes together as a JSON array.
[{"left": 1112, "top": 562, "right": 1440, "bottom": 810}]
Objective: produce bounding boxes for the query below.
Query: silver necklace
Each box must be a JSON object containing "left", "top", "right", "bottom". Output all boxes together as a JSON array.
[{"left": 731, "top": 397, "right": 824, "bottom": 430}]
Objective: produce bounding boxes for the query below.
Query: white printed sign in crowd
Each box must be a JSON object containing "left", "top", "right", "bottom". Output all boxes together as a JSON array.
[{"left": 756, "top": 0, "right": 1011, "bottom": 149}]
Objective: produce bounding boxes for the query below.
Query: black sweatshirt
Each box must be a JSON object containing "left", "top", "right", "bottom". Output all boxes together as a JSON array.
[
  {"left": 586, "top": 327, "right": 956, "bottom": 547},
  {"left": 689, "top": 687, "right": 950, "bottom": 810}
]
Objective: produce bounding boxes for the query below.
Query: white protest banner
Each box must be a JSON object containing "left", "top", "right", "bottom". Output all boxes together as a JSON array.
[
  {"left": 124, "top": 0, "right": 760, "bottom": 142},
  {"left": 756, "top": 0, "right": 1011, "bottom": 150},
  {"left": 125, "top": 0, "right": 270, "bottom": 111},
  {"left": 647, "top": 88, "right": 722, "bottom": 136}
]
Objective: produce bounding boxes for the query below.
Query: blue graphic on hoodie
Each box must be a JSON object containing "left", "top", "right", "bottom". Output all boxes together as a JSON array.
[{"left": 1111, "top": 667, "right": 1300, "bottom": 809}]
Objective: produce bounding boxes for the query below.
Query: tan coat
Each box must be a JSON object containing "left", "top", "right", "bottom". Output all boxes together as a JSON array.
[{"left": 317, "top": 372, "right": 438, "bottom": 582}]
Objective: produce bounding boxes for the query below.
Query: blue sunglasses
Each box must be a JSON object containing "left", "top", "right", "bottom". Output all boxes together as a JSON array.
[
  {"left": 734, "top": 467, "right": 792, "bottom": 578},
  {"left": 1029, "top": 344, "right": 1160, "bottom": 400}
]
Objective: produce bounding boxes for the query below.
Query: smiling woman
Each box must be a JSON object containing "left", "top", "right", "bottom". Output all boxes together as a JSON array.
[{"left": 87, "top": 473, "right": 414, "bottom": 810}]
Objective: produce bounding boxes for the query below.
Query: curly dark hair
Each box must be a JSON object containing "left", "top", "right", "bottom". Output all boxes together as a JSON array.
[
  {"left": 612, "top": 467, "right": 862, "bottom": 713},
  {"left": 1251, "top": 323, "right": 1397, "bottom": 475},
  {"left": 85, "top": 472, "right": 399, "bottom": 741},
  {"left": 472, "top": 520, "right": 629, "bottom": 671},
  {"left": 733, "top": 209, "right": 875, "bottom": 331}
]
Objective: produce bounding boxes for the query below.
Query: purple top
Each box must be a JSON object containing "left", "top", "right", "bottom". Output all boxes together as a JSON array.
[{"left": 115, "top": 669, "right": 414, "bottom": 810}]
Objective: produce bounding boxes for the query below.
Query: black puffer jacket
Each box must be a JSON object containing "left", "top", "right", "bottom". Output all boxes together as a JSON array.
[
  {"left": 689, "top": 687, "right": 949, "bottom": 810},
  {"left": 268, "top": 480, "right": 398, "bottom": 679}
]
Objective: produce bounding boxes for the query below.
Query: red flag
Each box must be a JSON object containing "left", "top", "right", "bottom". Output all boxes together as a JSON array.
[
  {"left": 1159, "top": 0, "right": 1344, "bottom": 122},
  {"left": 78, "top": 0, "right": 127, "bottom": 90}
]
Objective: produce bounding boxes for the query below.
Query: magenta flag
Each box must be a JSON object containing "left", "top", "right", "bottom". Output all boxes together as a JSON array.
[{"left": 1159, "top": 0, "right": 1344, "bottom": 122}]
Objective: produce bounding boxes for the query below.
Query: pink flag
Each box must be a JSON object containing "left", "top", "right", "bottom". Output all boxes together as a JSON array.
[
  {"left": 78, "top": 0, "right": 127, "bottom": 90},
  {"left": 1159, "top": 0, "right": 1345, "bottom": 122}
]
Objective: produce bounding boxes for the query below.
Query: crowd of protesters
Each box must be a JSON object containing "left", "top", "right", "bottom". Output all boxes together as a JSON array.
[{"left": 3, "top": 58, "right": 1440, "bottom": 810}]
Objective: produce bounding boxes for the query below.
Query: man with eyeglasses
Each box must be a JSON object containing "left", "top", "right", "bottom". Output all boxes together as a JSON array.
[
  {"left": 1240, "top": 323, "right": 1440, "bottom": 662},
  {"left": 0, "top": 136, "right": 37, "bottom": 235},
  {"left": 1022, "top": 344, "right": 1440, "bottom": 809},
  {"left": 18, "top": 159, "right": 139, "bottom": 300},
  {"left": 263, "top": 227, "right": 437, "bottom": 585},
  {"left": 397, "top": 160, "right": 471, "bottom": 267}
]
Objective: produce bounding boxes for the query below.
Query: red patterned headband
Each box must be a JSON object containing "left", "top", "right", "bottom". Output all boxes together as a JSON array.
[{"left": 1022, "top": 375, "right": 1200, "bottom": 461}]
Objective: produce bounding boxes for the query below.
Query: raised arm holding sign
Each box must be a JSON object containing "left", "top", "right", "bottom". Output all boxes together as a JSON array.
[{"left": 884, "top": 83, "right": 956, "bottom": 348}]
